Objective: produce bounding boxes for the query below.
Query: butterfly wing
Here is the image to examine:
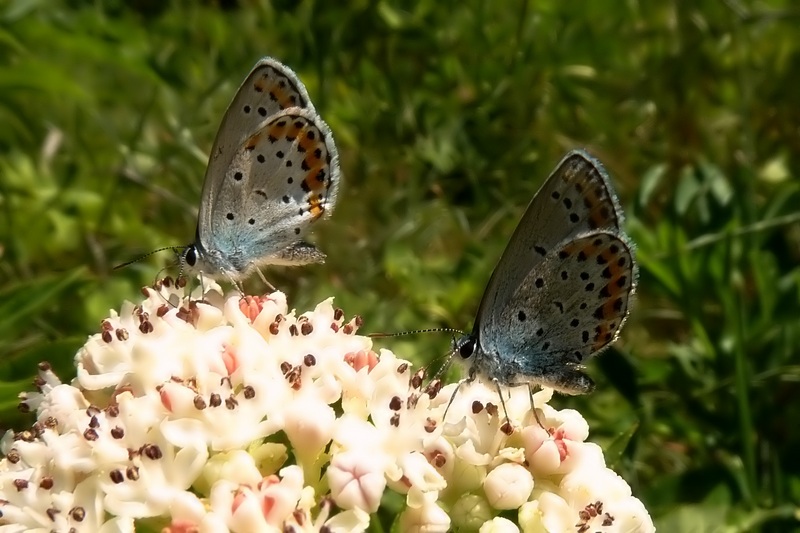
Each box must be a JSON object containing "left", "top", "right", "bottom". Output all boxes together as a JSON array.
[
  {"left": 201, "top": 108, "right": 340, "bottom": 274},
  {"left": 474, "top": 150, "right": 624, "bottom": 336},
  {"left": 196, "top": 58, "right": 317, "bottom": 249},
  {"left": 485, "top": 231, "right": 636, "bottom": 393}
]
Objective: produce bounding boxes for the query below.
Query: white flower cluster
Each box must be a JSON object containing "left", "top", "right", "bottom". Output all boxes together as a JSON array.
[{"left": 0, "top": 280, "right": 654, "bottom": 532}]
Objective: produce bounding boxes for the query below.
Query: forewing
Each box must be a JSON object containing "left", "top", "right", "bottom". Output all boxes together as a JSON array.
[
  {"left": 197, "top": 58, "right": 315, "bottom": 243},
  {"left": 476, "top": 150, "right": 624, "bottom": 335},
  {"left": 485, "top": 231, "right": 635, "bottom": 375},
  {"left": 202, "top": 108, "right": 340, "bottom": 266}
]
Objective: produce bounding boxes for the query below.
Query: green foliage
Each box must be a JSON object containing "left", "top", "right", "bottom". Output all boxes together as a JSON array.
[{"left": 1, "top": 0, "right": 799, "bottom": 529}]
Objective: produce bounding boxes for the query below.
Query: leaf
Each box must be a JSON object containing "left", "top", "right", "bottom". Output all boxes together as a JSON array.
[
  {"left": 0, "top": 268, "right": 87, "bottom": 347},
  {"left": 603, "top": 420, "right": 639, "bottom": 468}
]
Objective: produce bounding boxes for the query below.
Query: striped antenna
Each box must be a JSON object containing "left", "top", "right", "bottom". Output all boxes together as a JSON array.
[
  {"left": 113, "top": 246, "right": 185, "bottom": 270},
  {"left": 368, "top": 327, "right": 466, "bottom": 339}
]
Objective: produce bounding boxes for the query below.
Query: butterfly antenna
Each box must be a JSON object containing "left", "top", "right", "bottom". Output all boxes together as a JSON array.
[
  {"left": 114, "top": 246, "right": 185, "bottom": 270},
  {"left": 368, "top": 327, "right": 466, "bottom": 339}
]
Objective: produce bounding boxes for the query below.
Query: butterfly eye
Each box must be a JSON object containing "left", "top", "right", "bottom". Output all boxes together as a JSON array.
[
  {"left": 458, "top": 338, "right": 476, "bottom": 359},
  {"left": 184, "top": 246, "right": 197, "bottom": 267}
]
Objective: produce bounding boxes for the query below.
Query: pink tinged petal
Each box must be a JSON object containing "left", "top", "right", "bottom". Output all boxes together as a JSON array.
[
  {"left": 483, "top": 463, "right": 534, "bottom": 510},
  {"left": 257, "top": 471, "right": 305, "bottom": 526},
  {"left": 528, "top": 439, "right": 563, "bottom": 476},
  {"left": 553, "top": 409, "right": 590, "bottom": 442},
  {"left": 229, "top": 292, "right": 286, "bottom": 337},
  {"left": 228, "top": 488, "right": 271, "bottom": 533},
  {"left": 551, "top": 429, "right": 569, "bottom": 462},
  {"left": 478, "top": 516, "right": 520, "bottom": 533},
  {"left": 397, "top": 500, "right": 451, "bottom": 533},
  {"left": 526, "top": 428, "right": 579, "bottom": 477},
  {"left": 238, "top": 295, "right": 266, "bottom": 322},
  {"left": 343, "top": 350, "right": 379, "bottom": 373},
  {"left": 158, "top": 382, "right": 204, "bottom": 418},
  {"left": 327, "top": 451, "right": 387, "bottom": 513},
  {"left": 221, "top": 344, "right": 239, "bottom": 376},
  {"left": 520, "top": 424, "right": 550, "bottom": 456},
  {"left": 160, "top": 386, "right": 174, "bottom": 412},
  {"left": 559, "top": 441, "right": 607, "bottom": 475}
]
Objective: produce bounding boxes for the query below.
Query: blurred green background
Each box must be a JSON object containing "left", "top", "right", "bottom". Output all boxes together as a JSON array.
[{"left": 2, "top": 0, "right": 799, "bottom": 530}]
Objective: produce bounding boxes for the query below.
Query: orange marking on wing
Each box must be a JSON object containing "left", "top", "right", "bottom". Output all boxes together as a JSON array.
[
  {"left": 561, "top": 241, "right": 584, "bottom": 256},
  {"left": 594, "top": 286, "right": 627, "bottom": 341},
  {"left": 588, "top": 190, "right": 615, "bottom": 229},
  {"left": 302, "top": 164, "right": 326, "bottom": 193},
  {"left": 564, "top": 239, "right": 600, "bottom": 258},
  {"left": 245, "top": 132, "right": 262, "bottom": 151},
  {"left": 257, "top": 74, "right": 296, "bottom": 109},
  {"left": 598, "top": 247, "right": 625, "bottom": 279},
  {"left": 272, "top": 85, "right": 293, "bottom": 109},
  {"left": 307, "top": 195, "right": 324, "bottom": 219},
  {"left": 285, "top": 119, "right": 304, "bottom": 140},
  {"left": 297, "top": 132, "right": 318, "bottom": 154},
  {"left": 268, "top": 120, "right": 288, "bottom": 139},
  {"left": 592, "top": 323, "right": 615, "bottom": 350}
]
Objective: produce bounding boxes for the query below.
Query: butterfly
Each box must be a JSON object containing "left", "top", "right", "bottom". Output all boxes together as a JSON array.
[
  {"left": 181, "top": 57, "right": 341, "bottom": 288},
  {"left": 453, "top": 150, "right": 636, "bottom": 412}
]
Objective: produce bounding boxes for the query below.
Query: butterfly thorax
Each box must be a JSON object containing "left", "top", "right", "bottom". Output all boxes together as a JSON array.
[
  {"left": 183, "top": 241, "right": 241, "bottom": 280},
  {"left": 184, "top": 237, "right": 327, "bottom": 282},
  {"left": 456, "top": 333, "right": 524, "bottom": 385},
  {"left": 457, "top": 330, "right": 597, "bottom": 395}
]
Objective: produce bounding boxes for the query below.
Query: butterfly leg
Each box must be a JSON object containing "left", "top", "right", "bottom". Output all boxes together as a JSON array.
[
  {"left": 253, "top": 266, "right": 277, "bottom": 292},
  {"left": 526, "top": 383, "right": 546, "bottom": 430},
  {"left": 442, "top": 377, "right": 469, "bottom": 422},
  {"left": 492, "top": 379, "right": 515, "bottom": 435},
  {"left": 498, "top": 381, "right": 547, "bottom": 430},
  {"left": 220, "top": 271, "right": 246, "bottom": 297}
]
